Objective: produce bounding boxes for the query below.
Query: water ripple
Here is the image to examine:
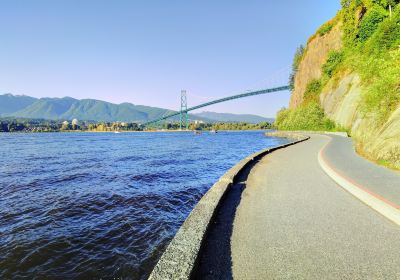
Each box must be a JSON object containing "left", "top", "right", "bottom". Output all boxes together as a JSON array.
[{"left": 0, "top": 131, "right": 287, "bottom": 279}]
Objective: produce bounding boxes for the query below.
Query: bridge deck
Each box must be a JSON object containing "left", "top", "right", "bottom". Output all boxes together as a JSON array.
[{"left": 142, "top": 85, "right": 289, "bottom": 126}]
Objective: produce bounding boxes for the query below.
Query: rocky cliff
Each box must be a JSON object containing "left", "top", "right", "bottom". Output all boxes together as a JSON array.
[
  {"left": 290, "top": 23, "right": 343, "bottom": 108},
  {"left": 320, "top": 70, "right": 400, "bottom": 168},
  {"left": 285, "top": 1, "right": 400, "bottom": 169}
]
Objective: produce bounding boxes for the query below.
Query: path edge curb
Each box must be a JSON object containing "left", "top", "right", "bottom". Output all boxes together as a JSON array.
[
  {"left": 148, "top": 133, "right": 309, "bottom": 280},
  {"left": 318, "top": 138, "right": 400, "bottom": 226}
]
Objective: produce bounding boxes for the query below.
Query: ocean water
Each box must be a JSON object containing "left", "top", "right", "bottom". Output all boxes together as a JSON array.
[{"left": 0, "top": 131, "right": 287, "bottom": 279}]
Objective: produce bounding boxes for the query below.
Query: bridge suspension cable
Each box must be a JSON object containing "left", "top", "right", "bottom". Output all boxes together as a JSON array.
[{"left": 141, "top": 85, "right": 290, "bottom": 127}]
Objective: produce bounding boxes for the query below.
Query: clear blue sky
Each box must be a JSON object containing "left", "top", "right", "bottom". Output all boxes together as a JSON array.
[{"left": 0, "top": 0, "right": 340, "bottom": 117}]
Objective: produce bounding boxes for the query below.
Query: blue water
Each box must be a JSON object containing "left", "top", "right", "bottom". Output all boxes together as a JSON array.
[{"left": 0, "top": 131, "right": 287, "bottom": 279}]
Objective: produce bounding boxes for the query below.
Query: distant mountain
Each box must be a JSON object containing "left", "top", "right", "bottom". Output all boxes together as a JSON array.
[
  {"left": 4, "top": 95, "right": 178, "bottom": 123},
  {"left": 15, "top": 97, "right": 78, "bottom": 120},
  {"left": 0, "top": 93, "right": 271, "bottom": 123},
  {"left": 0, "top": 94, "right": 37, "bottom": 115},
  {"left": 193, "top": 111, "right": 273, "bottom": 124}
]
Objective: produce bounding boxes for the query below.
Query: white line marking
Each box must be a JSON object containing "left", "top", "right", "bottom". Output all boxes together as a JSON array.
[{"left": 318, "top": 137, "right": 400, "bottom": 226}]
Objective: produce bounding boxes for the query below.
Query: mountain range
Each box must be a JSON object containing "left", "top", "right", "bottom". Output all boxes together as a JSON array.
[{"left": 0, "top": 94, "right": 272, "bottom": 124}]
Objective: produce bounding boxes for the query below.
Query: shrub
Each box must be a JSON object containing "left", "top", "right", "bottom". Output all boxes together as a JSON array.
[
  {"left": 322, "top": 51, "right": 344, "bottom": 78},
  {"left": 360, "top": 49, "right": 400, "bottom": 122},
  {"left": 364, "top": 8, "right": 400, "bottom": 53},
  {"left": 318, "top": 22, "right": 333, "bottom": 36},
  {"left": 289, "top": 45, "right": 305, "bottom": 91},
  {"left": 275, "top": 102, "right": 338, "bottom": 131},
  {"left": 274, "top": 107, "right": 290, "bottom": 129},
  {"left": 340, "top": 0, "right": 364, "bottom": 47},
  {"left": 358, "top": 5, "right": 387, "bottom": 42},
  {"left": 278, "top": 0, "right": 400, "bottom": 133},
  {"left": 303, "top": 79, "right": 323, "bottom": 102}
]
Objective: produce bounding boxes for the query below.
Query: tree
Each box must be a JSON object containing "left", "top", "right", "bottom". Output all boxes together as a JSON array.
[{"left": 289, "top": 45, "right": 305, "bottom": 91}]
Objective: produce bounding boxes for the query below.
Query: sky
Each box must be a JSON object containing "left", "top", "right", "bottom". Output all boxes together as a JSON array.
[{"left": 0, "top": 0, "right": 340, "bottom": 117}]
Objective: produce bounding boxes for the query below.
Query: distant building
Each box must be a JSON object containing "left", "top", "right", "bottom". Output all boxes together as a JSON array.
[
  {"left": 61, "top": 121, "right": 70, "bottom": 130},
  {"left": 71, "top": 119, "right": 79, "bottom": 126}
]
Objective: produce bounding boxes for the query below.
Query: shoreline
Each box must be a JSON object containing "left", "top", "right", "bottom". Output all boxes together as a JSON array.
[
  {"left": 148, "top": 133, "right": 309, "bottom": 279},
  {"left": 0, "top": 129, "right": 276, "bottom": 134}
]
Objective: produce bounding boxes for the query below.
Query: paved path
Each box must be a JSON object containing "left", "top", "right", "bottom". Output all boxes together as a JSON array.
[
  {"left": 231, "top": 135, "right": 400, "bottom": 280},
  {"left": 322, "top": 135, "right": 400, "bottom": 206}
]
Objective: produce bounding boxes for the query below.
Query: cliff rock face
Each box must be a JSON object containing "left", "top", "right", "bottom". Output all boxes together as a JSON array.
[
  {"left": 320, "top": 72, "right": 400, "bottom": 166},
  {"left": 289, "top": 24, "right": 342, "bottom": 109},
  {"left": 290, "top": 22, "right": 400, "bottom": 168}
]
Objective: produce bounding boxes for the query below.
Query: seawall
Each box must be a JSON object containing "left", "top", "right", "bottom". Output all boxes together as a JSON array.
[{"left": 148, "top": 133, "right": 309, "bottom": 279}]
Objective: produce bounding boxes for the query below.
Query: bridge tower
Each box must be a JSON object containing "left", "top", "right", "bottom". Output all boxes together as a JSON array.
[{"left": 180, "top": 90, "right": 188, "bottom": 130}]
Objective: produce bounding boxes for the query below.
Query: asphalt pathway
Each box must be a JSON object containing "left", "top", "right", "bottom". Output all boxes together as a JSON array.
[
  {"left": 322, "top": 135, "right": 400, "bottom": 206},
  {"left": 231, "top": 135, "right": 400, "bottom": 279}
]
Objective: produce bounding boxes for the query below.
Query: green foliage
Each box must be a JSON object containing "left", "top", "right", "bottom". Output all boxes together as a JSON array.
[
  {"left": 282, "top": 0, "right": 400, "bottom": 133},
  {"left": 340, "top": 0, "right": 399, "bottom": 47},
  {"left": 322, "top": 51, "right": 344, "bottom": 78},
  {"left": 331, "top": 2, "right": 399, "bottom": 123},
  {"left": 274, "top": 108, "right": 290, "bottom": 128},
  {"left": 0, "top": 117, "right": 143, "bottom": 132},
  {"left": 341, "top": 0, "right": 350, "bottom": 7},
  {"left": 345, "top": 5, "right": 400, "bottom": 123},
  {"left": 277, "top": 0, "right": 400, "bottom": 170},
  {"left": 289, "top": 45, "right": 305, "bottom": 91},
  {"left": 340, "top": 0, "right": 364, "bottom": 46},
  {"left": 208, "top": 122, "right": 272, "bottom": 131},
  {"left": 151, "top": 121, "right": 273, "bottom": 131},
  {"left": 359, "top": 5, "right": 387, "bottom": 41},
  {"left": 364, "top": 8, "right": 400, "bottom": 54},
  {"left": 317, "top": 22, "right": 334, "bottom": 36},
  {"left": 369, "top": 0, "right": 400, "bottom": 8},
  {"left": 303, "top": 79, "right": 323, "bottom": 102},
  {"left": 274, "top": 102, "right": 337, "bottom": 131},
  {"left": 358, "top": 49, "right": 400, "bottom": 122}
]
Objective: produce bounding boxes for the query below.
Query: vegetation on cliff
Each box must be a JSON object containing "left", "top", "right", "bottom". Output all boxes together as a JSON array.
[
  {"left": 276, "top": 48, "right": 345, "bottom": 131},
  {"left": 289, "top": 46, "right": 305, "bottom": 91},
  {"left": 277, "top": 0, "right": 399, "bottom": 130},
  {"left": 276, "top": 0, "right": 400, "bottom": 168},
  {"left": 341, "top": 0, "right": 400, "bottom": 123}
]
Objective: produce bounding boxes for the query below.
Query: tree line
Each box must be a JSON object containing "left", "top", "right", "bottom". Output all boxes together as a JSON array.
[
  {"left": 0, "top": 118, "right": 142, "bottom": 132},
  {"left": 0, "top": 118, "right": 273, "bottom": 132}
]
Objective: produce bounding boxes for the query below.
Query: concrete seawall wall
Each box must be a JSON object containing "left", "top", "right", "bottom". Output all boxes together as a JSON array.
[
  {"left": 266, "top": 130, "right": 348, "bottom": 139},
  {"left": 148, "top": 133, "right": 309, "bottom": 280}
]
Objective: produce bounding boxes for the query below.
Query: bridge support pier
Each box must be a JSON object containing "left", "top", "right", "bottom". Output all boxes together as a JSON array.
[
  {"left": 180, "top": 90, "right": 188, "bottom": 130},
  {"left": 141, "top": 86, "right": 290, "bottom": 128}
]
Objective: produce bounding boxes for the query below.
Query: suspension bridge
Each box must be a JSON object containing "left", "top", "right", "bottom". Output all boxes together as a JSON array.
[{"left": 142, "top": 85, "right": 290, "bottom": 129}]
